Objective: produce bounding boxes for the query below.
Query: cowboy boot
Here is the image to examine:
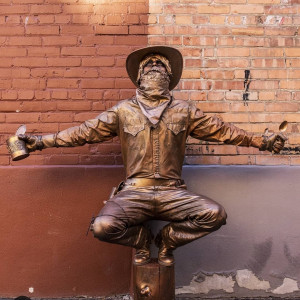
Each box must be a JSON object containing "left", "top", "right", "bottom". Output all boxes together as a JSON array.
[
  {"left": 134, "top": 228, "right": 153, "bottom": 266},
  {"left": 155, "top": 231, "right": 175, "bottom": 266}
]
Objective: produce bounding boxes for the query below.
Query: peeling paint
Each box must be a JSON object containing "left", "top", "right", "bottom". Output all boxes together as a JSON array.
[
  {"left": 176, "top": 273, "right": 234, "bottom": 295},
  {"left": 236, "top": 269, "right": 270, "bottom": 290},
  {"left": 272, "top": 278, "right": 299, "bottom": 295}
]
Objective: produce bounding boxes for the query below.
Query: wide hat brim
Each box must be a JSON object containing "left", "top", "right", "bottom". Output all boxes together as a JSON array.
[{"left": 126, "top": 46, "right": 183, "bottom": 91}]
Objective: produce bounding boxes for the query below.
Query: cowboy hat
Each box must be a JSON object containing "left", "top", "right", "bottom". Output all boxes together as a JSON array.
[{"left": 126, "top": 46, "right": 183, "bottom": 90}]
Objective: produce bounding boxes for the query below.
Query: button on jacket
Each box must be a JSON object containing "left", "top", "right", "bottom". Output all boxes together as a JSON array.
[{"left": 42, "top": 97, "right": 263, "bottom": 180}]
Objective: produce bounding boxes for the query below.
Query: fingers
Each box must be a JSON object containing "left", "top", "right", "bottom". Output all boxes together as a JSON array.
[
  {"left": 18, "top": 134, "right": 30, "bottom": 141},
  {"left": 273, "top": 138, "right": 285, "bottom": 154}
]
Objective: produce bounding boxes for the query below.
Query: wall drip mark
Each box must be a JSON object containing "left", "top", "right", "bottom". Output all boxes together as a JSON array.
[{"left": 243, "top": 70, "right": 251, "bottom": 106}]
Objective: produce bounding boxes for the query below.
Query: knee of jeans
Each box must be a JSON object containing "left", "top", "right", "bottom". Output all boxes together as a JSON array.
[
  {"left": 92, "top": 215, "right": 125, "bottom": 241},
  {"left": 193, "top": 203, "right": 227, "bottom": 230}
]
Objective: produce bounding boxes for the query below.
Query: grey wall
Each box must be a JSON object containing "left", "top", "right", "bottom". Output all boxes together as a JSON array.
[{"left": 174, "top": 165, "right": 300, "bottom": 298}]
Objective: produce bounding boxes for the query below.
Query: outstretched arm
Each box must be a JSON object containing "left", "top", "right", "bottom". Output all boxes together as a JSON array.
[
  {"left": 18, "top": 109, "right": 118, "bottom": 152},
  {"left": 188, "top": 102, "right": 286, "bottom": 154}
]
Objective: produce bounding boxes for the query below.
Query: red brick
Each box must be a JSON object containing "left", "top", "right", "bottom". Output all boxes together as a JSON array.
[
  {"left": 0, "top": 80, "right": 11, "bottom": 89},
  {"left": 26, "top": 25, "right": 59, "bottom": 35},
  {"left": 21, "top": 101, "right": 56, "bottom": 111},
  {"left": 197, "top": 5, "right": 230, "bottom": 14},
  {"left": 115, "top": 78, "right": 135, "bottom": 89},
  {"left": 80, "top": 36, "right": 115, "bottom": 46},
  {"left": 61, "top": 47, "right": 96, "bottom": 56},
  {"left": 280, "top": 80, "right": 300, "bottom": 90},
  {"left": 13, "top": 57, "right": 47, "bottom": 67},
  {"left": 72, "top": 15, "right": 89, "bottom": 24},
  {"left": 95, "top": 25, "right": 129, "bottom": 35},
  {"left": 18, "top": 90, "right": 35, "bottom": 99},
  {"left": 115, "top": 35, "right": 147, "bottom": 45},
  {"left": 74, "top": 112, "right": 96, "bottom": 122},
  {"left": 68, "top": 90, "right": 84, "bottom": 100},
  {"left": 6, "top": 113, "right": 40, "bottom": 123},
  {"left": 204, "top": 70, "right": 234, "bottom": 80},
  {"left": 86, "top": 90, "right": 104, "bottom": 100},
  {"left": 94, "top": 4, "right": 128, "bottom": 14},
  {"left": 13, "top": 79, "right": 46, "bottom": 89},
  {"left": 266, "top": 103, "right": 299, "bottom": 112},
  {"left": 31, "top": 68, "right": 64, "bottom": 78},
  {"left": 1, "top": 101, "right": 21, "bottom": 112},
  {"left": 258, "top": 91, "right": 275, "bottom": 101},
  {"left": 54, "top": 15, "right": 71, "bottom": 24},
  {"left": 47, "top": 79, "right": 79, "bottom": 89},
  {"left": 183, "top": 36, "right": 215, "bottom": 46},
  {"left": 129, "top": 25, "right": 147, "bottom": 35},
  {"left": 276, "top": 91, "right": 292, "bottom": 101},
  {"left": 82, "top": 57, "right": 114, "bottom": 67},
  {"left": 61, "top": 25, "right": 94, "bottom": 34},
  {"left": 285, "top": 48, "right": 300, "bottom": 57},
  {"left": 47, "top": 58, "right": 81, "bottom": 67},
  {"left": 64, "top": 68, "right": 98, "bottom": 78},
  {"left": 255, "top": 155, "right": 289, "bottom": 165},
  {"left": 30, "top": 5, "right": 61, "bottom": 14},
  {"left": 52, "top": 90, "right": 68, "bottom": 99},
  {"left": 57, "top": 101, "right": 91, "bottom": 111},
  {"left": 28, "top": 47, "right": 60, "bottom": 57},
  {"left": 265, "top": 27, "right": 298, "bottom": 36},
  {"left": 185, "top": 155, "right": 221, "bottom": 165},
  {"left": 232, "top": 28, "right": 264, "bottom": 36},
  {"left": 40, "top": 113, "right": 73, "bottom": 123},
  {"left": 42, "top": 36, "right": 77, "bottom": 46},
  {"left": 99, "top": 67, "right": 127, "bottom": 78},
  {"left": 231, "top": 5, "right": 264, "bottom": 13},
  {"left": 220, "top": 155, "right": 249, "bottom": 165},
  {"left": 0, "top": 26, "right": 24, "bottom": 36},
  {"left": 231, "top": 103, "right": 265, "bottom": 112},
  {"left": 2, "top": 90, "right": 17, "bottom": 100},
  {"left": 214, "top": 81, "right": 244, "bottom": 90},
  {"left": 37, "top": 15, "right": 55, "bottom": 24},
  {"left": 8, "top": 36, "right": 41, "bottom": 46},
  {"left": 63, "top": 4, "right": 93, "bottom": 13},
  {"left": 35, "top": 90, "right": 51, "bottom": 100},
  {"left": 81, "top": 79, "right": 115, "bottom": 89},
  {"left": 0, "top": 5, "right": 29, "bottom": 14},
  {"left": 250, "top": 80, "right": 279, "bottom": 90},
  {"left": 251, "top": 58, "right": 285, "bottom": 68},
  {"left": 286, "top": 59, "right": 300, "bottom": 68},
  {"left": 265, "top": 6, "right": 298, "bottom": 14},
  {"left": 0, "top": 156, "right": 10, "bottom": 166},
  {"left": 217, "top": 48, "right": 249, "bottom": 57}
]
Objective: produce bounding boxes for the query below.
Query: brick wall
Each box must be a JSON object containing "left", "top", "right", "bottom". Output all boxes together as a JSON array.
[
  {"left": 0, "top": 0, "right": 147, "bottom": 166},
  {"left": 1, "top": 0, "right": 300, "bottom": 166},
  {"left": 149, "top": 0, "right": 300, "bottom": 165}
]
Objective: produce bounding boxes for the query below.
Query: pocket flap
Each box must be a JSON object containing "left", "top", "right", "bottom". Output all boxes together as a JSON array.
[
  {"left": 167, "top": 123, "right": 187, "bottom": 135},
  {"left": 123, "top": 123, "right": 145, "bottom": 136}
]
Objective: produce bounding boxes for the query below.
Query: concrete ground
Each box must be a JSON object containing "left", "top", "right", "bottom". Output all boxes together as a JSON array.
[{"left": 5, "top": 296, "right": 300, "bottom": 300}]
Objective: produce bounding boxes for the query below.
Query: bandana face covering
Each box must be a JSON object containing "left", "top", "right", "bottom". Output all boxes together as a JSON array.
[{"left": 136, "top": 54, "right": 172, "bottom": 125}]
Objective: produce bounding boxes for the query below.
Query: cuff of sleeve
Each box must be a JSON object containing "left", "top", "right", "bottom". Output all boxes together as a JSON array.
[
  {"left": 250, "top": 135, "right": 264, "bottom": 149},
  {"left": 42, "top": 134, "right": 57, "bottom": 148}
]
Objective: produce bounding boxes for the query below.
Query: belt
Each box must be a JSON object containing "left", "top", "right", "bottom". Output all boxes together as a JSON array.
[{"left": 125, "top": 178, "right": 184, "bottom": 187}]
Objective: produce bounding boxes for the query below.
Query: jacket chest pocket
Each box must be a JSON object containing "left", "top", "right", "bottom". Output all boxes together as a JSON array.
[
  {"left": 123, "top": 123, "right": 145, "bottom": 136},
  {"left": 167, "top": 123, "right": 187, "bottom": 135}
]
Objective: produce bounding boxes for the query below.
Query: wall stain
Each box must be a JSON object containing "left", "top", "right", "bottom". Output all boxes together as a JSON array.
[{"left": 246, "top": 238, "right": 273, "bottom": 274}]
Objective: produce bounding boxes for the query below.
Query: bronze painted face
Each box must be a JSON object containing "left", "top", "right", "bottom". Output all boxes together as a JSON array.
[{"left": 143, "top": 58, "right": 168, "bottom": 75}]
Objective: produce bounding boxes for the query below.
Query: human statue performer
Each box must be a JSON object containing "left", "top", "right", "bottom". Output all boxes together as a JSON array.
[{"left": 19, "top": 46, "right": 286, "bottom": 267}]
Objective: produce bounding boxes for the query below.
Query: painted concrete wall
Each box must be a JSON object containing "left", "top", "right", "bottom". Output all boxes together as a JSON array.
[
  {"left": 1, "top": 165, "right": 300, "bottom": 298},
  {"left": 175, "top": 165, "right": 300, "bottom": 298}
]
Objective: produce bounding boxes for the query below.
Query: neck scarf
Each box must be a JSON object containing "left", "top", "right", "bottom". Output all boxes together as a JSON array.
[{"left": 136, "top": 70, "right": 171, "bottom": 125}]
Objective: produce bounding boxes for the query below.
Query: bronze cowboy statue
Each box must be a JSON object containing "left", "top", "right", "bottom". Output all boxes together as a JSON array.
[{"left": 18, "top": 46, "right": 286, "bottom": 266}]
